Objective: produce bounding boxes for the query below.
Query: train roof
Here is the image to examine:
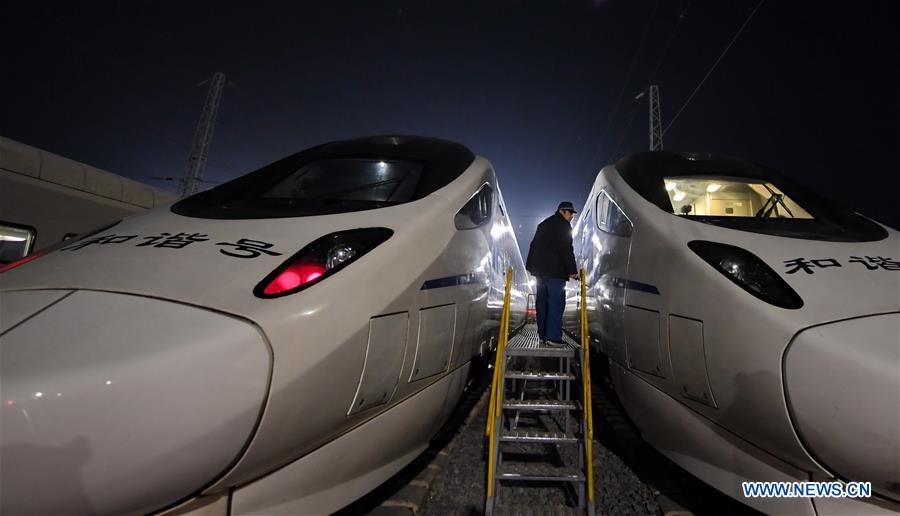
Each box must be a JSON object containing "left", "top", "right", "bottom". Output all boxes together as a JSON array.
[
  {"left": 0, "top": 136, "right": 177, "bottom": 209},
  {"left": 172, "top": 135, "right": 476, "bottom": 219}
]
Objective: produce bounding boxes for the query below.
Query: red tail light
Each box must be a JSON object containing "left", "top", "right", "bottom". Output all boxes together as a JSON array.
[
  {"left": 262, "top": 262, "right": 327, "bottom": 295},
  {"left": 255, "top": 228, "right": 393, "bottom": 298}
]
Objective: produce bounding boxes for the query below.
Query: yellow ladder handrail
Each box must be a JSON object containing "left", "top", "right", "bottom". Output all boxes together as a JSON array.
[
  {"left": 580, "top": 268, "right": 595, "bottom": 504},
  {"left": 486, "top": 266, "right": 514, "bottom": 499}
]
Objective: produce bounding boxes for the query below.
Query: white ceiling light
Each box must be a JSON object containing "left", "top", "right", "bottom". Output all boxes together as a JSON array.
[
  {"left": 706, "top": 184, "right": 722, "bottom": 193},
  {"left": 673, "top": 191, "right": 686, "bottom": 202},
  {"left": 665, "top": 182, "right": 676, "bottom": 191}
]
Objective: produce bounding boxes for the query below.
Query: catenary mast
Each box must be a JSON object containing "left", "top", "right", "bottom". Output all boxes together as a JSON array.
[
  {"left": 648, "top": 84, "right": 663, "bottom": 151},
  {"left": 181, "top": 72, "right": 226, "bottom": 197}
]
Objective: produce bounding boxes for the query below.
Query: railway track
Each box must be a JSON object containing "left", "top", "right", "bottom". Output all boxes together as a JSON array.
[{"left": 339, "top": 350, "right": 762, "bottom": 515}]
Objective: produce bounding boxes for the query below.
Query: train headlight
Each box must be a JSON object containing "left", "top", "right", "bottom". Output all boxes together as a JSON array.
[
  {"left": 688, "top": 240, "right": 804, "bottom": 309},
  {"left": 255, "top": 228, "right": 393, "bottom": 298},
  {"left": 326, "top": 244, "right": 356, "bottom": 269}
]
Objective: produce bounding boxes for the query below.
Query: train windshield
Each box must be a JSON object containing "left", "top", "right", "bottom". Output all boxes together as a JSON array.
[
  {"left": 262, "top": 159, "right": 424, "bottom": 204},
  {"left": 664, "top": 177, "right": 814, "bottom": 219},
  {"left": 614, "top": 152, "right": 888, "bottom": 241},
  {"left": 171, "top": 136, "right": 476, "bottom": 219}
]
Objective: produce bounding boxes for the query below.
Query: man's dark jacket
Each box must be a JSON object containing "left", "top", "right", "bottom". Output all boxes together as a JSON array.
[{"left": 526, "top": 212, "right": 578, "bottom": 280}]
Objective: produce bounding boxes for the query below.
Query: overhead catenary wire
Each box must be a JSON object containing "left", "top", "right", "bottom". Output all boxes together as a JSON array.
[
  {"left": 586, "top": 0, "right": 662, "bottom": 174},
  {"left": 645, "top": 0, "right": 696, "bottom": 88},
  {"left": 663, "top": 0, "right": 766, "bottom": 136},
  {"left": 605, "top": 0, "right": 695, "bottom": 164}
]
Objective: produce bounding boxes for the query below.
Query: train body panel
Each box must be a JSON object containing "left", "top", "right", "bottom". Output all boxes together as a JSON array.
[
  {"left": 0, "top": 137, "right": 528, "bottom": 515},
  {"left": 229, "top": 363, "right": 470, "bottom": 515},
  {"left": 0, "top": 291, "right": 271, "bottom": 515},
  {"left": 609, "top": 360, "right": 817, "bottom": 516},
  {"left": 570, "top": 151, "right": 900, "bottom": 513}
]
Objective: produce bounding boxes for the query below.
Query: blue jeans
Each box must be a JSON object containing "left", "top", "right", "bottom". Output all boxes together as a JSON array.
[{"left": 535, "top": 276, "right": 566, "bottom": 342}]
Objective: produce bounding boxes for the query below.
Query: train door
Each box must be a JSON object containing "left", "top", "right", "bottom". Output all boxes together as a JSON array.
[
  {"left": 594, "top": 189, "right": 633, "bottom": 362},
  {"left": 454, "top": 180, "right": 494, "bottom": 357}
]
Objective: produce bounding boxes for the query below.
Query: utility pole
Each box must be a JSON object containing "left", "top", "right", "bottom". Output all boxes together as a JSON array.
[
  {"left": 181, "top": 72, "right": 226, "bottom": 197},
  {"left": 648, "top": 84, "right": 663, "bottom": 151}
]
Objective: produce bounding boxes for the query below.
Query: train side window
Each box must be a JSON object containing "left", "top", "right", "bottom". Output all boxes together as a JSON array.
[
  {"left": 0, "top": 222, "right": 36, "bottom": 263},
  {"left": 455, "top": 183, "right": 493, "bottom": 229},
  {"left": 596, "top": 191, "right": 632, "bottom": 237},
  {"left": 595, "top": 194, "right": 609, "bottom": 229}
]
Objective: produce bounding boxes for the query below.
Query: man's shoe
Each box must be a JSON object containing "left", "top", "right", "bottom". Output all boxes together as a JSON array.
[{"left": 545, "top": 340, "right": 568, "bottom": 348}]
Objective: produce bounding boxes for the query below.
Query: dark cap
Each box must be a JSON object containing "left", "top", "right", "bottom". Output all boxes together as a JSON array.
[{"left": 557, "top": 201, "right": 577, "bottom": 213}]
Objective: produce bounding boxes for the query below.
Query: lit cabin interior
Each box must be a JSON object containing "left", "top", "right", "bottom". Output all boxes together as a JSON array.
[{"left": 664, "top": 177, "right": 814, "bottom": 219}]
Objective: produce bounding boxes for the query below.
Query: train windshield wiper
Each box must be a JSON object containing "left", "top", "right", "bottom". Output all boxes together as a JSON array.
[
  {"left": 317, "top": 198, "right": 395, "bottom": 208},
  {"left": 308, "top": 178, "right": 403, "bottom": 201},
  {"left": 755, "top": 184, "right": 794, "bottom": 219}
]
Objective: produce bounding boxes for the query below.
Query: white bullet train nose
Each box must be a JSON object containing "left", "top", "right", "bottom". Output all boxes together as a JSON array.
[
  {"left": 784, "top": 312, "right": 900, "bottom": 500},
  {"left": 0, "top": 289, "right": 271, "bottom": 516}
]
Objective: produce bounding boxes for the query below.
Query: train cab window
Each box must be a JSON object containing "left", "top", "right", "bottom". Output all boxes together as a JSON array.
[
  {"left": 596, "top": 191, "right": 632, "bottom": 237},
  {"left": 596, "top": 195, "right": 608, "bottom": 227},
  {"left": 455, "top": 184, "right": 493, "bottom": 229},
  {"left": 172, "top": 136, "right": 477, "bottom": 219},
  {"left": 664, "top": 177, "right": 814, "bottom": 219},
  {"left": 262, "top": 159, "right": 424, "bottom": 204},
  {"left": 0, "top": 223, "right": 36, "bottom": 263},
  {"left": 614, "top": 152, "right": 888, "bottom": 241}
]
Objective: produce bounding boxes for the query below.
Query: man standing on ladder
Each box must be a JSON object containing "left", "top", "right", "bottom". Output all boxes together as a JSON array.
[{"left": 525, "top": 201, "right": 578, "bottom": 346}]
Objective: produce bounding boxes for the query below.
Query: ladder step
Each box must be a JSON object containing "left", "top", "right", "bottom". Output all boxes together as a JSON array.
[
  {"left": 505, "top": 370, "right": 576, "bottom": 381},
  {"left": 500, "top": 430, "right": 579, "bottom": 443},
  {"left": 504, "top": 325, "right": 581, "bottom": 357},
  {"left": 503, "top": 399, "right": 577, "bottom": 411},
  {"left": 505, "top": 345, "right": 579, "bottom": 358},
  {"left": 494, "top": 505, "right": 587, "bottom": 516},
  {"left": 497, "top": 462, "right": 585, "bottom": 482}
]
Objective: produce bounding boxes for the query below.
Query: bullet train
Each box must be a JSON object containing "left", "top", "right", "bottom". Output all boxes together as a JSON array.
[
  {"left": 566, "top": 151, "right": 899, "bottom": 515},
  {"left": 0, "top": 135, "right": 529, "bottom": 515}
]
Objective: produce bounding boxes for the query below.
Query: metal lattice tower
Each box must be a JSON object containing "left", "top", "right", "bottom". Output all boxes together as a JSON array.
[
  {"left": 648, "top": 84, "right": 663, "bottom": 151},
  {"left": 181, "top": 72, "right": 226, "bottom": 197}
]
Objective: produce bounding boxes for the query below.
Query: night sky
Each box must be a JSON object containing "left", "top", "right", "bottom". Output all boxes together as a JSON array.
[{"left": 3, "top": 1, "right": 898, "bottom": 252}]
